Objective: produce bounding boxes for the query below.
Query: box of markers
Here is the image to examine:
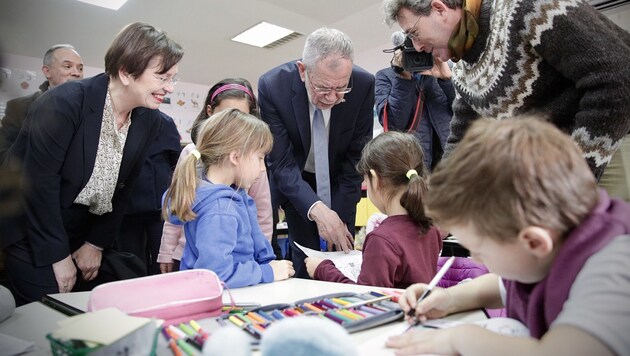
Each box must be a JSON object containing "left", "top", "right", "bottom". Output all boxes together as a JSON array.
[{"left": 219, "top": 290, "right": 404, "bottom": 340}]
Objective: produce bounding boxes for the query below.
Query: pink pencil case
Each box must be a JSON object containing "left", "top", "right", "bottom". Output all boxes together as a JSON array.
[{"left": 87, "top": 269, "right": 224, "bottom": 325}]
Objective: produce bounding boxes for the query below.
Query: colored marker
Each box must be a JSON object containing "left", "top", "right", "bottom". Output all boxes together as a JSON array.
[
  {"left": 340, "top": 294, "right": 394, "bottom": 309},
  {"left": 162, "top": 327, "right": 182, "bottom": 356},
  {"left": 408, "top": 256, "right": 455, "bottom": 320},
  {"left": 228, "top": 315, "right": 262, "bottom": 340},
  {"left": 164, "top": 327, "right": 195, "bottom": 356},
  {"left": 189, "top": 320, "right": 209, "bottom": 340},
  {"left": 246, "top": 312, "right": 266, "bottom": 323},
  {"left": 256, "top": 310, "right": 276, "bottom": 321},
  {"left": 322, "top": 312, "right": 344, "bottom": 324},
  {"left": 178, "top": 323, "right": 196, "bottom": 337},
  {"left": 271, "top": 310, "right": 285, "bottom": 319}
]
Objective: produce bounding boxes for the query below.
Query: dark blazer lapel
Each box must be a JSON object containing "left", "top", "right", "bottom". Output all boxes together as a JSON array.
[
  {"left": 82, "top": 74, "right": 108, "bottom": 187},
  {"left": 329, "top": 80, "right": 354, "bottom": 166},
  {"left": 291, "top": 68, "right": 311, "bottom": 156},
  {"left": 118, "top": 108, "right": 152, "bottom": 182}
]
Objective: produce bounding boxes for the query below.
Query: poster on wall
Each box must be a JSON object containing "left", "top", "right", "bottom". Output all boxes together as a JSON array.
[
  {"left": 0, "top": 67, "right": 40, "bottom": 117},
  {"left": 159, "top": 87, "right": 206, "bottom": 144}
]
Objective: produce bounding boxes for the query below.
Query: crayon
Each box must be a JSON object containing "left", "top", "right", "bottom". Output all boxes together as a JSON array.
[
  {"left": 337, "top": 309, "right": 363, "bottom": 320},
  {"left": 319, "top": 299, "right": 338, "bottom": 309},
  {"left": 341, "top": 294, "right": 394, "bottom": 309},
  {"left": 189, "top": 320, "right": 209, "bottom": 340},
  {"left": 228, "top": 315, "right": 262, "bottom": 340},
  {"left": 282, "top": 308, "right": 299, "bottom": 317},
  {"left": 235, "top": 314, "right": 253, "bottom": 324},
  {"left": 302, "top": 302, "right": 324, "bottom": 313},
  {"left": 178, "top": 323, "right": 196, "bottom": 337},
  {"left": 162, "top": 327, "right": 182, "bottom": 356},
  {"left": 251, "top": 323, "right": 267, "bottom": 333},
  {"left": 322, "top": 312, "right": 344, "bottom": 324},
  {"left": 331, "top": 298, "right": 351, "bottom": 306},
  {"left": 176, "top": 338, "right": 196, "bottom": 356},
  {"left": 271, "top": 309, "right": 285, "bottom": 319},
  {"left": 246, "top": 312, "right": 266, "bottom": 323},
  {"left": 312, "top": 301, "right": 330, "bottom": 311},
  {"left": 167, "top": 325, "right": 187, "bottom": 339},
  {"left": 256, "top": 310, "right": 276, "bottom": 321},
  {"left": 184, "top": 337, "right": 203, "bottom": 351}
]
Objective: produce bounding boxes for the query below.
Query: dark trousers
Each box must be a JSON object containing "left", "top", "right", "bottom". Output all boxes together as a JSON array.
[
  {"left": 115, "top": 212, "right": 163, "bottom": 275},
  {"left": 5, "top": 252, "right": 57, "bottom": 306},
  {"left": 5, "top": 204, "right": 95, "bottom": 305},
  {"left": 284, "top": 172, "right": 356, "bottom": 279}
]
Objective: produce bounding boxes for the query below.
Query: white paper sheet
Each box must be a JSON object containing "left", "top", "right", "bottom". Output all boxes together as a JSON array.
[
  {"left": 294, "top": 242, "right": 363, "bottom": 282},
  {"left": 357, "top": 317, "right": 529, "bottom": 355},
  {"left": 51, "top": 307, "right": 151, "bottom": 345},
  {"left": 0, "top": 332, "right": 37, "bottom": 356}
]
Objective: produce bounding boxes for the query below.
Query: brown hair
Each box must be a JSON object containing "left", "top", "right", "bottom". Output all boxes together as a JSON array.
[
  {"left": 356, "top": 131, "right": 432, "bottom": 232},
  {"left": 162, "top": 108, "right": 273, "bottom": 221},
  {"left": 426, "top": 117, "right": 599, "bottom": 242},
  {"left": 105, "top": 22, "right": 183, "bottom": 79},
  {"left": 190, "top": 78, "right": 258, "bottom": 144}
]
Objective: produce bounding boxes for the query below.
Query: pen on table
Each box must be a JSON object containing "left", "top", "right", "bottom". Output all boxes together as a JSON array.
[
  {"left": 407, "top": 256, "right": 456, "bottom": 320},
  {"left": 178, "top": 323, "right": 204, "bottom": 350},
  {"left": 162, "top": 327, "right": 182, "bottom": 356},
  {"left": 189, "top": 319, "right": 209, "bottom": 340},
  {"left": 166, "top": 326, "right": 197, "bottom": 356}
]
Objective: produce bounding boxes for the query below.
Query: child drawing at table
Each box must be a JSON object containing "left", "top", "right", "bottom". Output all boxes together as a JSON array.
[
  {"left": 305, "top": 131, "right": 443, "bottom": 288},
  {"left": 162, "top": 108, "right": 294, "bottom": 288},
  {"left": 388, "top": 117, "right": 630, "bottom": 355}
]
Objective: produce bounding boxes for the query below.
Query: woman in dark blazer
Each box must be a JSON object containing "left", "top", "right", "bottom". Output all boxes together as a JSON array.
[{"left": 3, "top": 22, "right": 184, "bottom": 305}]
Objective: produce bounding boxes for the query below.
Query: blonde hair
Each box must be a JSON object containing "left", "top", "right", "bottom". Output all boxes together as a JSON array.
[
  {"left": 426, "top": 117, "right": 598, "bottom": 242},
  {"left": 356, "top": 131, "right": 431, "bottom": 232},
  {"left": 162, "top": 108, "right": 272, "bottom": 221}
]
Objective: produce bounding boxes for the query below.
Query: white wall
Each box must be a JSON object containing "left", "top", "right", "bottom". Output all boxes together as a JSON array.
[{"left": 0, "top": 53, "right": 208, "bottom": 143}]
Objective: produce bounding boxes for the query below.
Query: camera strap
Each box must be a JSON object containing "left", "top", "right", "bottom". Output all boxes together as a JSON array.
[{"left": 382, "top": 89, "right": 425, "bottom": 133}]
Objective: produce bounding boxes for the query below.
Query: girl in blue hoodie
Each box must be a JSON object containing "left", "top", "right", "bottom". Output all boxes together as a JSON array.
[{"left": 162, "top": 108, "right": 294, "bottom": 287}]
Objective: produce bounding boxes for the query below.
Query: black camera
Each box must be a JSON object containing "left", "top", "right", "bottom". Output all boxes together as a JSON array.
[{"left": 402, "top": 36, "right": 434, "bottom": 73}]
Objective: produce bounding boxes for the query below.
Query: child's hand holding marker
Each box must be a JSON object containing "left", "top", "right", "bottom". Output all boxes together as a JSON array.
[{"left": 401, "top": 256, "right": 455, "bottom": 324}]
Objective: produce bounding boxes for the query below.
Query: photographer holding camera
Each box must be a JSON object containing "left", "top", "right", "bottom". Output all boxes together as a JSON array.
[{"left": 376, "top": 32, "right": 454, "bottom": 170}]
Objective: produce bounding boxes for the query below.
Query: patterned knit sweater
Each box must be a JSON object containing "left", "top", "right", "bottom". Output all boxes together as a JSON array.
[{"left": 445, "top": 0, "right": 630, "bottom": 179}]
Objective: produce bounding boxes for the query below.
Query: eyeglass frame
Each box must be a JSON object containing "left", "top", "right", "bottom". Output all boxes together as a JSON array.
[
  {"left": 304, "top": 69, "right": 353, "bottom": 95},
  {"left": 404, "top": 14, "right": 422, "bottom": 41},
  {"left": 154, "top": 74, "right": 180, "bottom": 87}
]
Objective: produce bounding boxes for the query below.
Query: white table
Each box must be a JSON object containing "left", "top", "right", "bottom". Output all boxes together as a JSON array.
[
  {"left": 1, "top": 278, "right": 485, "bottom": 355},
  {"left": 0, "top": 302, "right": 67, "bottom": 355}
]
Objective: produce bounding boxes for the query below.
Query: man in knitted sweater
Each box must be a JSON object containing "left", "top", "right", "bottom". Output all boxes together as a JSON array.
[{"left": 382, "top": 0, "right": 630, "bottom": 189}]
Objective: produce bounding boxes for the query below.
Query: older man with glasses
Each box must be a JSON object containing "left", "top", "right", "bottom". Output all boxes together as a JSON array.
[{"left": 258, "top": 27, "right": 374, "bottom": 279}]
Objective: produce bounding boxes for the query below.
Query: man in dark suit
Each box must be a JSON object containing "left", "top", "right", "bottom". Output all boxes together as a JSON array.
[
  {"left": 0, "top": 44, "right": 83, "bottom": 162},
  {"left": 258, "top": 28, "right": 375, "bottom": 278}
]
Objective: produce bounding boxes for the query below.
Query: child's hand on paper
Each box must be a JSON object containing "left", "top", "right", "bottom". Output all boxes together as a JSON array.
[
  {"left": 386, "top": 324, "right": 464, "bottom": 355},
  {"left": 304, "top": 257, "right": 325, "bottom": 278},
  {"left": 270, "top": 260, "right": 295, "bottom": 281},
  {"left": 400, "top": 284, "right": 451, "bottom": 323}
]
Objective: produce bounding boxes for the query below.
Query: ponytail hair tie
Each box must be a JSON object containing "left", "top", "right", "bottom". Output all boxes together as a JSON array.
[
  {"left": 406, "top": 169, "right": 418, "bottom": 180},
  {"left": 191, "top": 149, "right": 201, "bottom": 160}
]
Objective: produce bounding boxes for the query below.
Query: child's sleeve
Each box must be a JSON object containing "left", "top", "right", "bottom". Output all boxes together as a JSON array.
[
  {"left": 314, "top": 260, "right": 356, "bottom": 284},
  {"left": 193, "top": 211, "right": 273, "bottom": 288},
  {"left": 353, "top": 233, "right": 399, "bottom": 288}
]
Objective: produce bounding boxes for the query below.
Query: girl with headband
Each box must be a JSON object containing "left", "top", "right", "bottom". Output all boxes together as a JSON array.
[
  {"left": 157, "top": 78, "right": 274, "bottom": 273},
  {"left": 306, "top": 131, "right": 443, "bottom": 288},
  {"left": 162, "top": 108, "right": 294, "bottom": 287}
]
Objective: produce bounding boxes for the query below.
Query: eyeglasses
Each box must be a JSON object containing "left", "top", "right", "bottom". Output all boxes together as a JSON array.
[
  {"left": 154, "top": 74, "right": 179, "bottom": 87},
  {"left": 405, "top": 15, "right": 422, "bottom": 41},
  {"left": 305, "top": 70, "right": 352, "bottom": 95}
]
